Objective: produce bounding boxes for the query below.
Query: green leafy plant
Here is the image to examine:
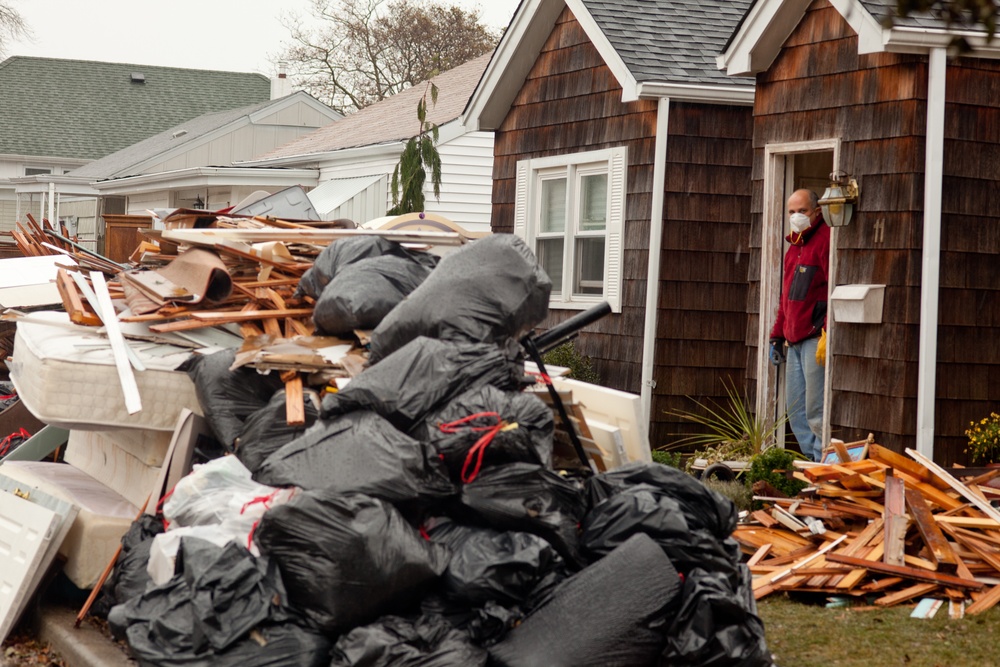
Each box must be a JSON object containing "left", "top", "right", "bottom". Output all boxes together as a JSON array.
[
  {"left": 389, "top": 80, "right": 442, "bottom": 215},
  {"left": 651, "top": 449, "right": 683, "bottom": 469},
  {"left": 701, "top": 478, "right": 754, "bottom": 513},
  {"left": 659, "top": 379, "right": 789, "bottom": 469},
  {"left": 541, "top": 341, "right": 601, "bottom": 385},
  {"left": 965, "top": 411, "right": 1000, "bottom": 463},
  {"left": 746, "top": 445, "right": 808, "bottom": 499}
]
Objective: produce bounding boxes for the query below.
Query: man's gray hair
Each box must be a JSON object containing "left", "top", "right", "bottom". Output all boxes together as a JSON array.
[{"left": 807, "top": 190, "right": 819, "bottom": 208}]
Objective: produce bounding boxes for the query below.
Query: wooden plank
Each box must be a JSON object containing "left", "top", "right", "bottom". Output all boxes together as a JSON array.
[
  {"left": 753, "top": 535, "right": 848, "bottom": 599},
  {"left": 825, "top": 554, "right": 986, "bottom": 590},
  {"left": 905, "top": 486, "right": 958, "bottom": 568},
  {"left": 966, "top": 584, "right": 1000, "bottom": 615},
  {"left": 870, "top": 444, "right": 949, "bottom": 490},
  {"left": 935, "top": 515, "right": 1000, "bottom": 530},
  {"left": 746, "top": 544, "right": 773, "bottom": 567},
  {"left": 883, "top": 475, "right": 908, "bottom": 567},
  {"left": 90, "top": 271, "right": 142, "bottom": 415},
  {"left": 281, "top": 371, "right": 305, "bottom": 427},
  {"left": 55, "top": 269, "right": 100, "bottom": 326},
  {"left": 874, "top": 582, "right": 939, "bottom": 607},
  {"left": 189, "top": 308, "right": 314, "bottom": 323},
  {"left": 906, "top": 448, "right": 1000, "bottom": 524}
]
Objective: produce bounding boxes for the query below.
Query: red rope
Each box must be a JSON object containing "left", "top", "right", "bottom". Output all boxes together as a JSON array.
[
  {"left": 241, "top": 489, "right": 282, "bottom": 515},
  {"left": 247, "top": 520, "right": 260, "bottom": 551},
  {"left": 0, "top": 428, "right": 31, "bottom": 457},
  {"left": 437, "top": 412, "right": 505, "bottom": 483},
  {"left": 527, "top": 371, "right": 553, "bottom": 385}
]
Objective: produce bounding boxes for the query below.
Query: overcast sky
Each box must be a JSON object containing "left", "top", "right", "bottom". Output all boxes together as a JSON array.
[{"left": 4, "top": 0, "right": 518, "bottom": 75}]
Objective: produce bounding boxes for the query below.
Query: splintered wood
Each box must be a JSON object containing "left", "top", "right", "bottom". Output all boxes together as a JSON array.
[{"left": 739, "top": 444, "right": 1000, "bottom": 613}]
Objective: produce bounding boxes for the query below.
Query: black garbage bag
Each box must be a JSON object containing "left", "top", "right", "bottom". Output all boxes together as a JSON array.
[
  {"left": 253, "top": 411, "right": 454, "bottom": 513},
  {"left": 421, "top": 596, "right": 524, "bottom": 648},
  {"left": 321, "top": 337, "right": 522, "bottom": 432},
  {"left": 424, "top": 517, "right": 567, "bottom": 608},
  {"left": 413, "top": 386, "right": 553, "bottom": 481},
  {"left": 253, "top": 490, "right": 449, "bottom": 634},
  {"left": 92, "top": 515, "right": 165, "bottom": 617},
  {"left": 296, "top": 235, "right": 426, "bottom": 299},
  {"left": 456, "top": 463, "right": 587, "bottom": 568},
  {"left": 109, "top": 538, "right": 292, "bottom": 662},
  {"left": 489, "top": 534, "right": 681, "bottom": 667},
  {"left": 329, "top": 614, "right": 488, "bottom": 667},
  {"left": 660, "top": 567, "right": 770, "bottom": 667},
  {"left": 582, "top": 483, "right": 742, "bottom": 578},
  {"left": 235, "top": 389, "right": 320, "bottom": 474},
  {"left": 314, "top": 254, "right": 437, "bottom": 335},
  {"left": 179, "top": 348, "right": 285, "bottom": 450},
  {"left": 587, "top": 462, "right": 738, "bottom": 540},
  {"left": 584, "top": 462, "right": 742, "bottom": 578},
  {"left": 368, "top": 234, "right": 550, "bottom": 364}
]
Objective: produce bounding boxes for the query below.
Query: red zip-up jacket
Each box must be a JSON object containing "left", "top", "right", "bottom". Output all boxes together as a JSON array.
[{"left": 770, "top": 213, "right": 830, "bottom": 345}]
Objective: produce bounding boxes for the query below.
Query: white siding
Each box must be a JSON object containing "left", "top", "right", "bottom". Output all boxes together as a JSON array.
[
  {"left": 127, "top": 191, "right": 170, "bottom": 215},
  {"left": 426, "top": 131, "right": 493, "bottom": 232},
  {"left": 314, "top": 130, "right": 494, "bottom": 232}
]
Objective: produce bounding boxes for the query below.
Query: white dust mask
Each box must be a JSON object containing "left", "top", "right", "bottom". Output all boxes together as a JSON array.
[{"left": 789, "top": 212, "right": 811, "bottom": 233}]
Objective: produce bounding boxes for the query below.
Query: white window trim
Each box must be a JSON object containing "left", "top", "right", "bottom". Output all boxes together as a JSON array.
[{"left": 513, "top": 146, "right": 626, "bottom": 313}]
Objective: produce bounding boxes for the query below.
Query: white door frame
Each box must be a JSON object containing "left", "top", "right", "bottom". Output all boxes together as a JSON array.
[{"left": 759, "top": 139, "right": 840, "bottom": 450}]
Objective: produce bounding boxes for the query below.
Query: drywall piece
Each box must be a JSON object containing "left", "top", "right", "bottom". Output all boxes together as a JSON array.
[
  {"left": 830, "top": 284, "right": 885, "bottom": 324},
  {"left": 0, "top": 483, "right": 76, "bottom": 643},
  {"left": 552, "top": 377, "right": 651, "bottom": 463}
]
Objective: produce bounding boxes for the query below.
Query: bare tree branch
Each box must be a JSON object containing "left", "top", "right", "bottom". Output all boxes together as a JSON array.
[
  {"left": 276, "top": 0, "right": 498, "bottom": 115},
  {"left": 0, "top": 2, "right": 30, "bottom": 56}
]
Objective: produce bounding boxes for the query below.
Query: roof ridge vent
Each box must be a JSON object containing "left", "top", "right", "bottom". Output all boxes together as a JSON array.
[
  {"left": 171, "top": 129, "right": 188, "bottom": 139},
  {"left": 130, "top": 72, "right": 145, "bottom": 84}
]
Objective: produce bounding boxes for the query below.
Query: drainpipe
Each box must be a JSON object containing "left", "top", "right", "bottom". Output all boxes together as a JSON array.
[
  {"left": 48, "top": 181, "right": 56, "bottom": 227},
  {"left": 916, "top": 47, "right": 947, "bottom": 459},
  {"left": 640, "top": 97, "right": 671, "bottom": 435}
]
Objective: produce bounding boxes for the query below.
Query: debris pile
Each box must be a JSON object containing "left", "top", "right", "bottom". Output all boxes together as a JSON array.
[
  {"left": 740, "top": 442, "right": 1000, "bottom": 616},
  {"left": 63, "top": 230, "right": 771, "bottom": 666}
]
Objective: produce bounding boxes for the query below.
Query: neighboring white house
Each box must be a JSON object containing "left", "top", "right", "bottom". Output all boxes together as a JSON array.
[
  {"left": 32, "top": 91, "right": 342, "bottom": 221},
  {"left": 240, "top": 54, "right": 495, "bottom": 231},
  {"left": 0, "top": 56, "right": 274, "bottom": 237}
]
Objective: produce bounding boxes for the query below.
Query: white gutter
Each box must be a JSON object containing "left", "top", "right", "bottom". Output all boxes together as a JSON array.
[
  {"left": 640, "top": 97, "right": 671, "bottom": 428},
  {"left": 636, "top": 82, "right": 755, "bottom": 106},
  {"left": 916, "top": 47, "right": 947, "bottom": 459},
  {"left": 90, "top": 167, "right": 319, "bottom": 195}
]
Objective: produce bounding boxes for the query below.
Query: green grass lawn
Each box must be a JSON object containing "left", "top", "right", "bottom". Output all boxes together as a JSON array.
[{"left": 758, "top": 594, "right": 1000, "bottom": 667}]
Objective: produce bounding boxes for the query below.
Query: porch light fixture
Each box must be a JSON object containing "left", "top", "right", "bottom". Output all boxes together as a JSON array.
[{"left": 819, "top": 170, "right": 859, "bottom": 227}]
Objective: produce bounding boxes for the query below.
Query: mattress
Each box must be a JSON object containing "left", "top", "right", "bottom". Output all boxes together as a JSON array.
[
  {"left": 64, "top": 430, "right": 162, "bottom": 509},
  {"left": 8, "top": 312, "right": 203, "bottom": 432},
  {"left": 0, "top": 461, "right": 136, "bottom": 589}
]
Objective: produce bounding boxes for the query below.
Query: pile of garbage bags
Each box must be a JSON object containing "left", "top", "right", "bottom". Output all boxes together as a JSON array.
[{"left": 101, "top": 234, "right": 770, "bottom": 667}]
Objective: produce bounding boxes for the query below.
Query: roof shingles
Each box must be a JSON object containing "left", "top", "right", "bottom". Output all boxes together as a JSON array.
[
  {"left": 582, "top": 0, "right": 754, "bottom": 86},
  {"left": 0, "top": 56, "right": 270, "bottom": 160}
]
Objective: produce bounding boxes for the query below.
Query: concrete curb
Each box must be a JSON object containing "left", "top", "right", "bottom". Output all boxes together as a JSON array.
[{"left": 35, "top": 604, "right": 134, "bottom": 667}]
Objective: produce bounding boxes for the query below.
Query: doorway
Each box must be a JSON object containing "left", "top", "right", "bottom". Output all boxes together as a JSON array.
[{"left": 759, "top": 141, "right": 838, "bottom": 455}]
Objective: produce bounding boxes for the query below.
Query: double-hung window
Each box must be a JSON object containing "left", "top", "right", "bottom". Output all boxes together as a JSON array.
[{"left": 514, "top": 146, "right": 626, "bottom": 312}]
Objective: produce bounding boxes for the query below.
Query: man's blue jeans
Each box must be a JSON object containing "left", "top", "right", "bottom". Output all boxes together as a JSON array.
[{"left": 785, "top": 336, "right": 824, "bottom": 461}]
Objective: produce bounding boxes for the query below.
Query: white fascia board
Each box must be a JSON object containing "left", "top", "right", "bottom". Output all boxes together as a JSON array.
[
  {"left": 302, "top": 121, "right": 467, "bottom": 171},
  {"left": 885, "top": 26, "right": 1000, "bottom": 58},
  {"left": 828, "top": 0, "right": 887, "bottom": 54},
  {"left": 0, "top": 153, "right": 90, "bottom": 167},
  {"left": 10, "top": 175, "right": 99, "bottom": 197},
  {"left": 90, "top": 167, "right": 319, "bottom": 195},
  {"left": 564, "top": 0, "right": 640, "bottom": 101},
  {"left": 719, "top": 0, "right": 812, "bottom": 75},
  {"left": 463, "top": 0, "right": 565, "bottom": 131},
  {"left": 239, "top": 141, "right": 405, "bottom": 168},
  {"left": 636, "top": 81, "right": 755, "bottom": 105},
  {"left": 247, "top": 91, "right": 343, "bottom": 124}
]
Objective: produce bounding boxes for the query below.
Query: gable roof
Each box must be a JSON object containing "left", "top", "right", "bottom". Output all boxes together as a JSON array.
[
  {"left": 464, "top": 0, "right": 754, "bottom": 132},
  {"left": 67, "top": 92, "right": 339, "bottom": 181},
  {"left": 720, "top": 0, "right": 1000, "bottom": 77},
  {"left": 0, "top": 56, "right": 270, "bottom": 161},
  {"left": 582, "top": 0, "right": 753, "bottom": 86},
  {"left": 247, "top": 54, "right": 492, "bottom": 163}
]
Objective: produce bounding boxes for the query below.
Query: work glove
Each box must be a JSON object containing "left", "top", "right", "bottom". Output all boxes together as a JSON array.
[
  {"left": 769, "top": 339, "right": 785, "bottom": 366},
  {"left": 816, "top": 328, "right": 827, "bottom": 367}
]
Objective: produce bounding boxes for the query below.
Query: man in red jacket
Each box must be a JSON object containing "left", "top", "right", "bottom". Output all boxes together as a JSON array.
[{"left": 769, "top": 189, "right": 830, "bottom": 461}]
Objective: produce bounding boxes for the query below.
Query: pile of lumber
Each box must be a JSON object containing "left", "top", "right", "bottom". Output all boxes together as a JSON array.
[{"left": 739, "top": 443, "right": 1000, "bottom": 616}]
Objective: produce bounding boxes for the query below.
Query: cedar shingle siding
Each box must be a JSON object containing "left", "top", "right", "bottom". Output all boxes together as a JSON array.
[
  {"left": 492, "top": 8, "right": 753, "bottom": 449},
  {"left": 752, "top": 0, "right": 1000, "bottom": 462}
]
